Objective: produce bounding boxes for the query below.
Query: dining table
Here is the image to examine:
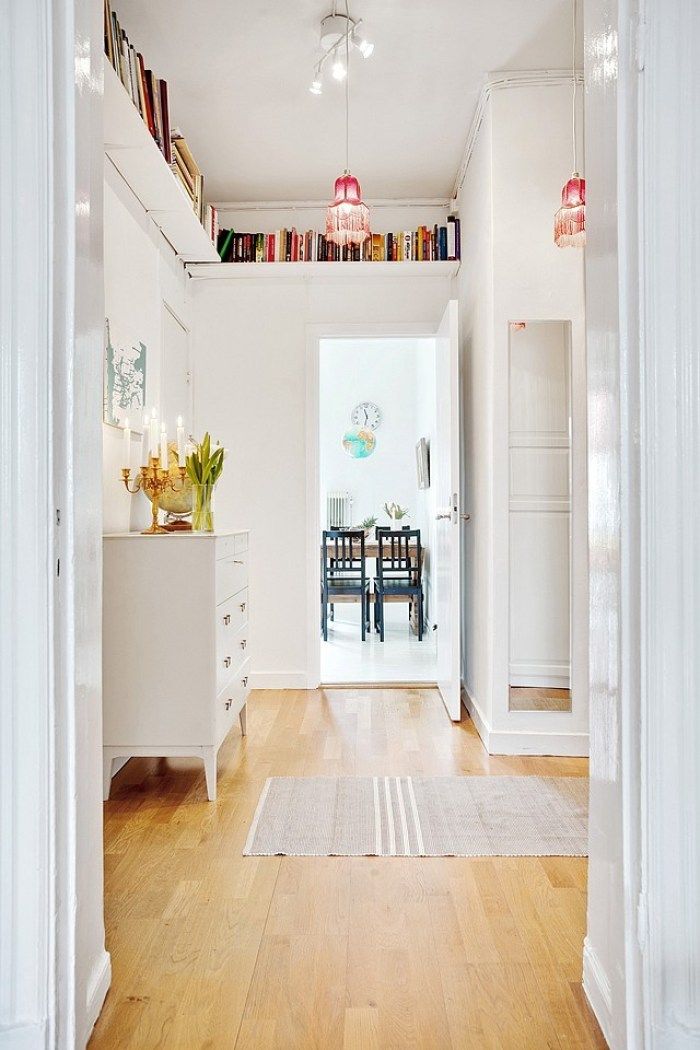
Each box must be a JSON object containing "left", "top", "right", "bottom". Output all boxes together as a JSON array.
[{"left": 321, "top": 533, "right": 426, "bottom": 635}]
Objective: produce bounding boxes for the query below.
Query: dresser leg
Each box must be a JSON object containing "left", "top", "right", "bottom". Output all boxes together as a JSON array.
[
  {"left": 103, "top": 751, "right": 116, "bottom": 801},
  {"left": 203, "top": 749, "right": 217, "bottom": 801},
  {"left": 239, "top": 704, "right": 247, "bottom": 736}
]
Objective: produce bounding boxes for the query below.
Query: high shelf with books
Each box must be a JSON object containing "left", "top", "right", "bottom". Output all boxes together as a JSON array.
[
  {"left": 103, "top": 3, "right": 219, "bottom": 263},
  {"left": 214, "top": 220, "right": 461, "bottom": 265}
]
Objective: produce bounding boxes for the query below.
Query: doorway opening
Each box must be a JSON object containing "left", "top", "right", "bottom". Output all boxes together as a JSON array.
[{"left": 318, "top": 336, "right": 438, "bottom": 685}]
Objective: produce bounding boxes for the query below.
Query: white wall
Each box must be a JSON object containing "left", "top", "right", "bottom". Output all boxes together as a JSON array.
[
  {"left": 191, "top": 275, "right": 451, "bottom": 687},
  {"left": 457, "top": 79, "right": 587, "bottom": 753},
  {"left": 319, "top": 337, "right": 432, "bottom": 528},
  {"left": 103, "top": 161, "right": 192, "bottom": 534},
  {"left": 216, "top": 204, "right": 450, "bottom": 239}
]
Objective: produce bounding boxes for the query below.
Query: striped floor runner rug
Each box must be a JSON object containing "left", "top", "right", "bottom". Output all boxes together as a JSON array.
[{"left": 243, "top": 775, "right": 588, "bottom": 858}]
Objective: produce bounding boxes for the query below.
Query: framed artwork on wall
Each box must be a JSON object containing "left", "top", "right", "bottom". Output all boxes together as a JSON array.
[
  {"left": 416, "top": 437, "right": 430, "bottom": 489},
  {"left": 103, "top": 317, "right": 147, "bottom": 427}
]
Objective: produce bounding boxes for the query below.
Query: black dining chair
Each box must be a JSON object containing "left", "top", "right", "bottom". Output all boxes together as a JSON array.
[
  {"left": 321, "top": 530, "right": 370, "bottom": 641},
  {"left": 374, "top": 529, "right": 424, "bottom": 641}
]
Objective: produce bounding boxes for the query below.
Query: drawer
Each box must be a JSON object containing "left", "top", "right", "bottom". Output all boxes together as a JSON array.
[
  {"left": 216, "top": 532, "right": 249, "bottom": 561},
  {"left": 216, "top": 658, "right": 251, "bottom": 745},
  {"left": 216, "top": 623, "right": 249, "bottom": 692},
  {"left": 216, "top": 551, "right": 248, "bottom": 605},
  {"left": 217, "top": 588, "right": 248, "bottom": 637}
]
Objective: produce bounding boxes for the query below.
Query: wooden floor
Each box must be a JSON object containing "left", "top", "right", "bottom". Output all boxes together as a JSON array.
[
  {"left": 509, "top": 687, "right": 572, "bottom": 712},
  {"left": 90, "top": 688, "right": 606, "bottom": 1050}
]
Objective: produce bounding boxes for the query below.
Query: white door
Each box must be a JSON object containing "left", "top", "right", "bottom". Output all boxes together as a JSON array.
[{"left": 434, "top": 300, "right": 461, "bottom": 719}]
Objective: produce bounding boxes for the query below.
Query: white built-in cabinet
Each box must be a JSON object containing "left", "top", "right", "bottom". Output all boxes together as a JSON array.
[{"left": 102, "top": 531, "right": 250, "bottom": 800}]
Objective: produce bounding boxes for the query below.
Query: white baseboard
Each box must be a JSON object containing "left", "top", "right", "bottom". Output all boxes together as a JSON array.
[
  {"left": 0, "top": 1021, "right": 47, "bottom": 1050},
  {"left": 582, "top": 938, "right": 612, "bottom": 1047},
  {"left": 247, "top": 672, "right": 308, "bottom": 690},
  {"left": 461, "top": 684, "right": 589, "bottom": 756},
  {"left": 81, "top": 948, "right": 111, "bottom": 1048},
  {"left": 461, "top": 685, "right": 492, "bottom": 749}
]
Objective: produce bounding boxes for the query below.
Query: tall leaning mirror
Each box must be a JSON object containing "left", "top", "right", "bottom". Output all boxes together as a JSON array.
[{"left": 508, "top": 321, "right": 572, "bottom": 713}]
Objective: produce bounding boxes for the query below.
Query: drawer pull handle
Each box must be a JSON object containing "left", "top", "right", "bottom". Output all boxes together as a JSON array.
[
  {"left": 240, "top": 601, "right": 247, "bottom": 612},
  {"left": 242, "top": 676, "right": 248, "bottom": 687},
  {"left": 240, "top": 639, "right": 247, "bottom": 649},
  {"left": 225, "top": 699, "right": 232, "bottom": 710},
  {"left": 223, "top": 614, "right": 231, "bottom": 626},
  {"left": 223, "top": 656, "right": 231, "bottom": 668},
  {"left": 233, "top": 559, "right": 244, "bottom": 565}
]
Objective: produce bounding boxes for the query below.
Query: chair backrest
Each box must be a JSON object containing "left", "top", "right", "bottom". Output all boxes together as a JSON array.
[
  {"left": 377, "top": 529, "right": 421, "bottom": 584},
  {"left": 322, "top": 530, "right": 366, "bottom": 586},
  {"left": 375, "top": 525, "right": 410, "bottom": 539}
]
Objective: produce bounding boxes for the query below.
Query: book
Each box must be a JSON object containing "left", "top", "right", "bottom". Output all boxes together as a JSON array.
[
  {"left": 447, "top": 216, "right": 457, "bottom": 261},
  {"left": 159, "top": 80, "right": 171, "bottom": 165},
  {"left": 104, "top": 6, "right": 211, "bottom": 239}
]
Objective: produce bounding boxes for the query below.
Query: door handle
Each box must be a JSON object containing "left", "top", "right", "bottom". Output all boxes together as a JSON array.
[
  {"left": 460, "top": 513, "right": 471, "bottom": 522},
  {"left": 435, "top": 511, "right": 452, "bottom": 520}
]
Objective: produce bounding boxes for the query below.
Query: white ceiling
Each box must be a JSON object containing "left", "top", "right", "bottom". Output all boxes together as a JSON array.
[{"left": 115, "top": 0, "right": 581, "bottom": 202}]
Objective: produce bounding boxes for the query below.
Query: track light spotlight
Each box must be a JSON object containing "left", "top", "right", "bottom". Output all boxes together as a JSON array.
[{"left": 310, "top": 78, "right": 323, "bottom": 94}]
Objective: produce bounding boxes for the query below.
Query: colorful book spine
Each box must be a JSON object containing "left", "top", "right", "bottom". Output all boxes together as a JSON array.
[{"left": 210, "top": 222, "right": 461, "bottom": 264}]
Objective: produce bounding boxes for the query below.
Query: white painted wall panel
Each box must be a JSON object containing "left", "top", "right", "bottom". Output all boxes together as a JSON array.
[{"left": 191, "top": 277, "right": 450, "bottom": 684}]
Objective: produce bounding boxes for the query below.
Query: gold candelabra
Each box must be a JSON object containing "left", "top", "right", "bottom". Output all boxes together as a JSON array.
[{"left": 121, "top": 456, "right": 187, "bottom": 535}]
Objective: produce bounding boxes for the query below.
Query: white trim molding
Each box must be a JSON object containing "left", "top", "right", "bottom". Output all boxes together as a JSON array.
[
  {"left": 451, "top": 69, "right": 584, "bottom": 199},
  {"left": 0, "top": 0, "right": 54, "bottom": 1044},
  {"left": 209, "top": 197, "right": 452, "bottom": 212},
  {"left": 582, "top": 938, "right": 613, "bottom": 1047},
  {"left": 461, "top": 687, "right": 588, "bottom": 757},
  {"left": 1, "top": 0, "right": 110, "bottom": 1046},
  {"left": 638, "top": 0, "right": 700, "bottom": 1045}
]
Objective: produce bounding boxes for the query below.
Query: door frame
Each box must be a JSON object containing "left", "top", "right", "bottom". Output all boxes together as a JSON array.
[{"left": 305, "top": 321, "right": 439, "bottom": 688}]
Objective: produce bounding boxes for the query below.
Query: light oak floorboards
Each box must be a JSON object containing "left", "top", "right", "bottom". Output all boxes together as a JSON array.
[
  {"left": 90, "top": 688, "right": 606, "bottom": 1050},
  {"left": 509, "top": 687, "right": 572, "bottom": 712}
]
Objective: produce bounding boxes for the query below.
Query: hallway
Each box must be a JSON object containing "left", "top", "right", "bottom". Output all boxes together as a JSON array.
[{"left": 91, "top": 689, "right": 605, "bottom": 1049}]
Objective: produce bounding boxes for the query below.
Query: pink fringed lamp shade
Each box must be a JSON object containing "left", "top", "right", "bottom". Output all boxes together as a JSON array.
[
  {"left": 554, "top": 174, "right": 586, "bottom": 247},
  {"left": 326, "top": 172, "right": 371, "bottom": 246}
]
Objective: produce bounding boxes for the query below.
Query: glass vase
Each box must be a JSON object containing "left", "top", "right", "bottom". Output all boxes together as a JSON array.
[{"left": 192, "top": 482, "right": 216, "bottom": 533}]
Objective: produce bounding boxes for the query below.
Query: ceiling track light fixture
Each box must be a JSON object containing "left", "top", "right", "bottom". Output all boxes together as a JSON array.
[{"left": 308, "top": 2, "right": 373, "bottom": 95}]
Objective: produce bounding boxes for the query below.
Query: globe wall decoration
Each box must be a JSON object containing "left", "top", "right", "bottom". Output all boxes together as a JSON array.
[{"left": 342, "top": 426, "right": 376, "bottom": 459}]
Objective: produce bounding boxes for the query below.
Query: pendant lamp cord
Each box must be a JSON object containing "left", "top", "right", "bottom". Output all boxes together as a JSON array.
[
  {"left": 345, "top": 0, "right": 350, "bottom": 172},
  {"left": 571, "top": 0, "right": 578, "bottom": 173}
]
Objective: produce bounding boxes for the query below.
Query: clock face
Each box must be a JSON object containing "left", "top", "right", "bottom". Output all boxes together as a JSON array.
[{"left": 351, "top": 401, "right": 381, "bottom": 430}]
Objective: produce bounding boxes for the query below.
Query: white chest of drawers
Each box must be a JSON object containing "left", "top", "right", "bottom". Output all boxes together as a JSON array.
[{"left": 102, "top": 530, "right": 251, "bottom": 801}]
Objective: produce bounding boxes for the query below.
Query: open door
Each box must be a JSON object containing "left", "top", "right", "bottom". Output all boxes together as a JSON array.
[{"left": 434, "top": 299, "right": 461, "bottom": 719}]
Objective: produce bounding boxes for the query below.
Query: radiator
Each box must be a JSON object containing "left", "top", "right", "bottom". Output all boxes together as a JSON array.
[{"left": 326, "top": 491, "right": 353, "bottom": 530}]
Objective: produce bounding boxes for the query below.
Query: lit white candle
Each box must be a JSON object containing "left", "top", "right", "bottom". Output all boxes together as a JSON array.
[
  {"left": 122, "top": 416, "right": 131, "bottom": 470},
  {"left": 160, "top": 424, "right": 168, "bottom": 468},
  {"left": 149, "top": 408, "right": 159, "bottom": 458},
  {"left": 141, "top": 414, "right": 149, "bottom": 466},
  {"left": 176, "top": 415, "right": 186, "bottom": 467}
]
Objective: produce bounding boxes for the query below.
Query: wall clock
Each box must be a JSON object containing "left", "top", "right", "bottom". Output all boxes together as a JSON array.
[{"left": 351, "top": 401, "right": 381, "bottom": 430}]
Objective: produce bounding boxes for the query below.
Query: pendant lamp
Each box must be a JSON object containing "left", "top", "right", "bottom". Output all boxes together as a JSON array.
[
  {"left": 326, "top": 3, "right": 370, "bottom": 245},
  {"left": 554, "top": 0, "right": 585, "bottom": 247}
]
